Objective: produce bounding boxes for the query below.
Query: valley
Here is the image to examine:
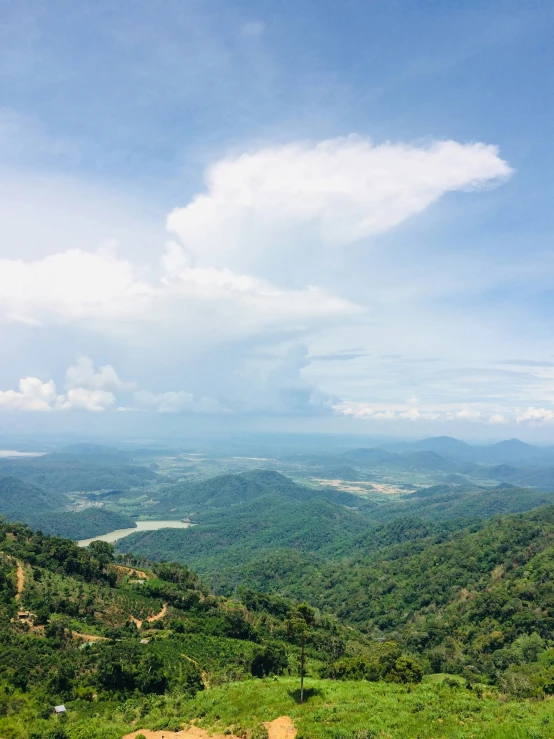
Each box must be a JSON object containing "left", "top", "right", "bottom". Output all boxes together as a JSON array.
[{"left": 1, "top": 434, "right": 554, "bottom": 738}]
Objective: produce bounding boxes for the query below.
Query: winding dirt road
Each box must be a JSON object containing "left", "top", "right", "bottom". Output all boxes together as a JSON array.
[
  {"left": 130, "top": 603, "right": 167, "bottom": 629},
  {"left": 147, "top": 602, "right": 167, "bottom": 622}
]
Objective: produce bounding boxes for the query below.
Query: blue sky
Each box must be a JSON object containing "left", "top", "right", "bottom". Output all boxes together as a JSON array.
[{"left": 1, "top": 0, "right": 553, "bottom": 439}]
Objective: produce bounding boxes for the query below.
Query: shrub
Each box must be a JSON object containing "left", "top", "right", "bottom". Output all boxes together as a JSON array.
[{"left": 387, "top": 656, "right": 423, "bottom": 684}]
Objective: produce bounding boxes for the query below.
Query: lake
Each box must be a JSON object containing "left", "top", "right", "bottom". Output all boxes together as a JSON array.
[
  {"left": 77, "top": 520, "right": 193, "bottom": 547},
  {"left": 0, "top": 450, "right": 46, "bottom": 458}
]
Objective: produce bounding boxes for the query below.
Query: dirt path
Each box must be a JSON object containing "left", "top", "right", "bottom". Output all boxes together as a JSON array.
[
  {"left": 72, "top": 631, "right": 108, "bottom": 642},
  {"left": 0, "top": 554, "right": 27, "bottom": 601},
  {"left": 14, "top": 560, "right": 25, "bottom": 601},
  {"left": 121, "top": 727, "right": 240, "bottom": 739},
  {"left": 181, "top": 653, "right": 210, "bottom": 689},
  {"left": 146, "top": 603, "right": 167, "bottom": 623},
  {"left": 263, "top": 717, "right": 297, "bottom": 739},
  {"left": 130, "top": 603, "right": 167, "bottom": 630}
]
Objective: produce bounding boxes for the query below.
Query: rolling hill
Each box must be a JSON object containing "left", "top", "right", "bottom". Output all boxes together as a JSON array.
[
  {"left": 0, "top": 475, "right": 68, "bottom": 520},
  {"left": 0, "top": 453, "right": 161, "bottom": 492}
]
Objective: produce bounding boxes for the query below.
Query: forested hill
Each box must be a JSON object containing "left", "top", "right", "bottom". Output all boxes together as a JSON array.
[
  {"left": 0, "top": 475, "right": 67, "bottom": 519},
  {"left": 0, "top": 476, "right": 137, "bottom": 540},
  {"left": 119, "top": 494, "right": 368, "bottom": 570},
  {"left": 2, "top": 508, "right": 554, "bottom": 737},
  {"left": 223, "top": 505, "right": 554, "bottom": 682},
  {"left": 152, "top": 469, "right": 361, "bottom": 514},
  {"left": 0, "top": 518, "right": 419, "bottom": 738},
  {"left": 0, "top": 453, "right": 160, "bottom": 493}
]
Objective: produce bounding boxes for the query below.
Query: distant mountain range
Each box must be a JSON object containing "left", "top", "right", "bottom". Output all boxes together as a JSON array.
[{"left": 377, "top": 435, "right": 554, "bottom": 465}]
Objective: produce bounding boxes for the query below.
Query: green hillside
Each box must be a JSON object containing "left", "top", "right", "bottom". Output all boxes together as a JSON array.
[
  {"left": 116, "top": 471, "right": 554, "bottom": 583},
  {"left": 374, "top": 483, "right": 554, "bottom": 522},
  {"left": 221, "top": 506, "right": 554, "bottom": 683},
  {"left": 31, "top": 507, "right": 136, "bottom": 540},
  {"left": 152, "top": 469, "right": 360, "bottom": 515},
  {"left": 118, "top": 493, "right": 368, "bottom": 571},
  {"left": 1, "top": 513, "right": 554, "bottom": 738},
  {"left": 0, "top": 518, "right": 427, "bottom": 739},
  {"left": 0, "top": 473, "right": 137, "bottom": 540},
  {"left": 0, "top": 475, "right": 68, "bottom": 519},
  {"left": 0, "top": 454, "right": 160, "bottom": 492}
]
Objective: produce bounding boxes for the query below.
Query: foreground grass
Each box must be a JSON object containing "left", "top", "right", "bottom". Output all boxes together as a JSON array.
[
  {"left": 174, "top": 678, "right": 553, "bottom": 739},
  {"left": 3, "top": 678, "right": 553, "bottom": 739}
]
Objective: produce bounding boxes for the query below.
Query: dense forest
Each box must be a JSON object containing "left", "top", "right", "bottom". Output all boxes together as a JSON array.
[
  {"left": 0, "top": 454, "right": 159, "bottom": 493},
  {"left": 118, "top": 503, "right": 554, "bottom": 692}
]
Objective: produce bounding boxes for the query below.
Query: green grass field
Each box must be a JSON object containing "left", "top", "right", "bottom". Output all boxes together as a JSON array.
[
  {"left": 171, "top": 678, "right": 554, "bottom": 739},
  {"left": 14, "top": 677, "right": 551, "bottom": 739}
]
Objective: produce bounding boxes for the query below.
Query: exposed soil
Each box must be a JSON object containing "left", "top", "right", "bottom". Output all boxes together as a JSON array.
[
  {"left": 113, "top": 564, "right": 150, "bottom": 580},
  {"left": 15, "top": 560, "right": 25, "bottom": 601},
  {"left": 147, "top": 602, "right": 167, "bottom": 622},
  {"left": 263, "top": 716, "right": 297, "bottom": 739},
  {"left": 120, "top": 716, "right": 297, "bottom": 739},
  {"left": 130, "top": 602, "right": 167, "bottom": 630},
  {"left": 121, "top": 727, "right": 240, "bottom": 739},
  {"left": 72, "top": 631, "right": 108, "bottom": 642},
  {"left": 312, "top": 478, "right": 414, "bottom": 495}
]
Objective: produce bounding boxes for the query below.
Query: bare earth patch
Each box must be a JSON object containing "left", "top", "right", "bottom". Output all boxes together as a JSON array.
[
  {"left": 312, "top": 478, "right": 413, "bottom": 495},
  {"left": 263, "top": 716, "right": 297, "bottom": 739},
  {"left": 147, "top": 602, "right": 167, "bottom": 622},
  {"left": 15, "top": 560, "right": 25, "bottom": 600},
  {"left": 113, "top": 564, "right": 150, "bottom": 580},
  {"left": 72, "top": 631, "right": 108, "bottom": 642},
  {"left": 130, "top": 602, "right": 167, "bottom": 629},
  {"left": 121, "top": 727, "right": 240, "bottom": 739},
  {"left": 121, "top": 717, "right": 297, "bottom": 739}
]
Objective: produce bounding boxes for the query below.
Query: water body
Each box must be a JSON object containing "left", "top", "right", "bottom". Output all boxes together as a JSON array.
[
  {"left": 0, "top": 450, "right": 46, "bottom": 458},
  {"left": 77, "top": 520, "right": 193, "bottom": 547}
]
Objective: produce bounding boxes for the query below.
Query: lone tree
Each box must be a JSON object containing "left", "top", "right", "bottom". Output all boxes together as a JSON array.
[{"left": 286, "top": 602, "right": 315, "bottom": 703}]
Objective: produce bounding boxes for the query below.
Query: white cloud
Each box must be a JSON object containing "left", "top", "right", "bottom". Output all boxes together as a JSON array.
[
  {"left": 66, "top": 356, "right": 136, "bottom": 391},
  {"left": 0, "top": 358, "right": 226, "bottom": 415},
  {"left": 334, "top": 401, "right": 507, "bottom": 424},
  {"left": 0, "top": 361, "right": 118, "bottom": 412},
  {"left": 516, "top": 407, "right": 554, "bottom": 424},
  {"left": 0, "top": 377, "right": 57, "bottom": 411},
  {"left": 0, "top": 135, "right": 510, "bottom": 356},
  {"left": 56, "top": 388, "right": 116, "bottom": 412},
  {"left": 0, "top": 243, "right": 151, "bottom": 325},
  {"left": 0, "top": 136, "right": 519, "bottom": 428},
  {"left": 334, "top": 402, "right": 443, "bottom": 421},
  {"left": 229, "top": 344, "right": 335, "bottom": 416},
  {"left": 167, "top": 136, "right": 512, "bottom": 274},
  {"left": 0, "top": 241, "right": 359, "bottom": 339},
  {"left": 451, "top": 407, "right": 482, "bottom": 422},
  {"left": 133, "top": 389, "right": 226, "bottom": 414}
]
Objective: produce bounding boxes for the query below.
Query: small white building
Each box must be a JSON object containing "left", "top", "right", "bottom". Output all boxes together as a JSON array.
[{"left": 54, "top": 705, "right": 66, "bottom": 714}]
